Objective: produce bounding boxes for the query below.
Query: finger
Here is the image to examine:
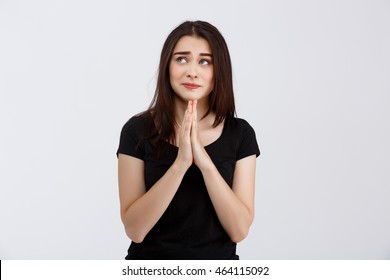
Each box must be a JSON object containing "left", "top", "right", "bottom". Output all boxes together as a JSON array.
[
  {"left": 192, "top": 99, "right": 197, "bottom": 113},
  {"left": 182, "top": 101, "right": 193, "bottom": 125},
  {"left": 181, "top": 106, "right": 188, "bottom": 127},
  {"left": 183, "top": 104, "right": 192, "bottom": 135},
  {"left": 192, "top": 100, "right": 198, "bottom": 130}
]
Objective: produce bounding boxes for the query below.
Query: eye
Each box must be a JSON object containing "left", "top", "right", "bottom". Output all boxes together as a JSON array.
[
  {"left": 200, "top": 59, "right": 211, "bottom": 65},
  {"left": 176, "top": 57, "right": 187, "bottom": 63}
]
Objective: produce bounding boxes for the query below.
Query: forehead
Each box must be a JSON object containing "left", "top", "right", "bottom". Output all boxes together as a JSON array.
[{"left": 173, "top": 36, "right": 212, "bottom": 54}]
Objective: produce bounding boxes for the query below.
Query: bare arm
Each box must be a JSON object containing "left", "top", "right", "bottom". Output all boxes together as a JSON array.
[
  {"left": 199, "top": 155, "right": 256, "bottom": 243},
  {"left": 118, "top": 155, "right": 188, "bottom": 243},
  {"left": 118, "top": 102, "right": 194, "bottom": 243},
  {"left": 190, "top": 100, "right": 257, "bottom": 243}
]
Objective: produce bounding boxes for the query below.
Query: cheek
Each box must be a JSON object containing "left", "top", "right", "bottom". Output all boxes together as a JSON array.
[
  {"left": 206, "top": 69, "right": 214, "bottom": 85},
  {"left": 169, "top": 64, "right": 183, "bottom": 81}
]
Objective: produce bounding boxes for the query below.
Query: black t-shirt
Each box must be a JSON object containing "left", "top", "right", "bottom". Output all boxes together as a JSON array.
[{"left": 117, "top": 113, "right": 260, "bottom": 260}]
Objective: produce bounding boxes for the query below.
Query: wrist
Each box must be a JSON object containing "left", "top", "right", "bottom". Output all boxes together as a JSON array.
[
  {"left": 197, "top": 157, "right": 215, "bottom": 173},
  {"left": 172, "top": 159, "right": 191, "bottom": 174}
]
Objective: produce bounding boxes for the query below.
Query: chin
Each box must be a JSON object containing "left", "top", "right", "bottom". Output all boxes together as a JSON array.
[
  {"left": 175, "top": 94, "right": 198, "bottom": 102},
  {"left": 173, "top": 90, "right": 211, "bottom": 104}
]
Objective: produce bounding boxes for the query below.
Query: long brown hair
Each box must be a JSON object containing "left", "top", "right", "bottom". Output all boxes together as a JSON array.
[{"left": 143, "top": 20, "right": 236, "bottom": 155}]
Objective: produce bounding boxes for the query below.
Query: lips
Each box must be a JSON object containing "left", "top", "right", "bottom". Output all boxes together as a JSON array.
[{"left": 182, "top": 83, "right": 200, "bottom": 89}]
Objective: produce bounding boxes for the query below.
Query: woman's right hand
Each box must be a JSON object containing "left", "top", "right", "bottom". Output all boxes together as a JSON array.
[
  {"left": 119, "top": 100, "right": 195, "bottom": 242},
  {"left": 175, "top": 100, "right": 194, "bottom": 170}
]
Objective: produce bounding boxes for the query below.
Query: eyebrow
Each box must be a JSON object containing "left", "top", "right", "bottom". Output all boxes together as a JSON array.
[{"left": 172, "top": 51, "right": 213, "bottom": 57}]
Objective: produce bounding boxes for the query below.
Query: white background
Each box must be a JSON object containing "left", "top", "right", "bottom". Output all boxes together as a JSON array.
[{"left": 0, "top": 0, "right": 389, "bottom": 259}]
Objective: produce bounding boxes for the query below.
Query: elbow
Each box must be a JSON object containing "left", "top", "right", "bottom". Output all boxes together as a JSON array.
[
  {"left": 121, "top": 212, "right": 146, "bottom": 243},
  {"left": 124, "top": 226, "right": 146, "bottom": 244},
  {"left": 230, "top": 214, "right": 253, "bottom": 243},
  {"left": 230, "top": 227, "right": 249, "bottom": 243}
]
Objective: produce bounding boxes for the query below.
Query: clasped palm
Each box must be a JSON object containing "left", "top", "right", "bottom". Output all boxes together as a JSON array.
[{"left": 177, "top": 100, "right": 211, "bottom": 171}]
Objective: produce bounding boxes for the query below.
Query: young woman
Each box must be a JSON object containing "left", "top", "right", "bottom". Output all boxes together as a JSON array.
[{"left": 117, "top": 20, "right": 260, "bottom": 260}]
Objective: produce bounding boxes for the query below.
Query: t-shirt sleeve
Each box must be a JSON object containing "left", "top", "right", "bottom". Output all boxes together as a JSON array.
[
  {"left": 236, "top": 120, "right": 260, "bottom": 161},
  {"left": 116, "top": 116, "right": 145, "bottom": 160}
]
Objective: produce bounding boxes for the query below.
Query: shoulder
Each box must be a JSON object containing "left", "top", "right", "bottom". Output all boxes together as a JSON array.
[
  {"left": 225, "top": 116, "right": 260, "bottom": 159},
  {"left": 226, "top": 116, "right": 256, "bottom": 134},
  {"left": 121, "top": 112, "right": 152, "bottom": 135},
  {"left": 117, "top": 112, "right": 153, "bottom": 158},
  {"left": 119, "top": 112, "right": 154, "bottom": 146}
]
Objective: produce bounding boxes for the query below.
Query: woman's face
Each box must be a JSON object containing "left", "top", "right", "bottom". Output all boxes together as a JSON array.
[{"left": 169, "top": 35, "right": 214, "bottom": 104}]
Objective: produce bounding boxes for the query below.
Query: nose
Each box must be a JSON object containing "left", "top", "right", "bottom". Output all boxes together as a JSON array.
[{"left": 186, "top": 62, "right": 198, "bottom": 79}]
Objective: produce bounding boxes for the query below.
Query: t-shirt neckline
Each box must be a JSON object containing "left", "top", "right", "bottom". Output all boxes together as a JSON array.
[{"left": 167, "top": 116, "right": 229, "bottom": 150}]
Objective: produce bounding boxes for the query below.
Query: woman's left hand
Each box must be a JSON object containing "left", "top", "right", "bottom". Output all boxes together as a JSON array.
[{"left": 190, "top": 100, "right": 213, "bottom": 171}]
